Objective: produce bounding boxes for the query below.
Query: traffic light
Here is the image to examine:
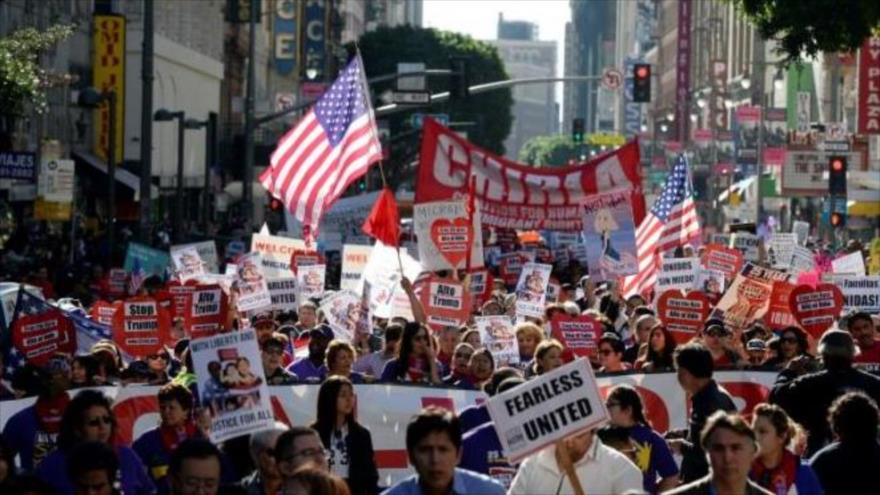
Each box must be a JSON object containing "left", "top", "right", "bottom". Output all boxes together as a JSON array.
[
  {"left": 449, "top": 57, "right": 470, "bottom": 101},
  {"left": 572, "top": 118, "right": 585, "bottom": 143},
  {"left": 633, "top": 64, "right": 651, "bottom": 103},
  {"left": 830, "top": 211, "right": 846, "bottom": 228},
  {"left": 828, "top": 156, "right": 847, "bottom": 195}
]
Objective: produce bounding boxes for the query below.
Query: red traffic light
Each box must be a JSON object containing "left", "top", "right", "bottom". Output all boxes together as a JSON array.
[
  {"left": 270, "top": 199, "right": 282, "bottom": 211},
  {"left": 636, "top": 66, "right": 649, "bottom": 79},
  {"left": 830, "top": 212, "right": 843, "bottom": 226},
  {"left": 831, "top": 158, "right": 844, "bottom": 171}
]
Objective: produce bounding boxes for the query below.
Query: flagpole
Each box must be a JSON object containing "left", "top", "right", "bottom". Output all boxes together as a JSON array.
[{"left": 376, "top": 159, "right": 405, "bottom": 274}]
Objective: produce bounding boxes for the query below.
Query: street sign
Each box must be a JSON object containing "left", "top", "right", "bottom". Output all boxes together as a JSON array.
[
  {"left": 391, "top": 91, "right": 430, "bottom": 105},
  {"left": 601, "top": 67, "right": 623, "bottom": 90},
  {"left": 0, "top": 151, "right": 36, "bottom": 181},
  {"left": 397, "top": 62, "right": 426, "bottom": 91},
  {"left": 410, "top": 113, "right": 449, "bottom": 129}
]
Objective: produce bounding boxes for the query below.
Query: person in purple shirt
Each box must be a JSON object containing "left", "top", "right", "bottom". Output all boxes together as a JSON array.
[
  {"left": 287, "top": 325, "right": 333, "bottom": 382},
  {"left": 456, "top": 367, "right": 522, "bottom": 434}
]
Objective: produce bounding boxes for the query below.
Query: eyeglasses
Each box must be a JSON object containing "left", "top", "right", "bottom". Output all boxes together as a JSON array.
[
  {"left": 285, "top": 447, "right": 330, "bottom": 463},
  {"left": 86, "top": 416, "right": 113, "bottom": 427},
  {"left": 148, "top": 353, "right": 169, "bottom": 361}
]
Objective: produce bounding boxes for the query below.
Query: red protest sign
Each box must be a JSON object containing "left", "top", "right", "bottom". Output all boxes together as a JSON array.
[
  {"left": 90, "top": 300, "right": 122, "bottom": 326},
  {"left": 430, "top": 217, "right": 472, "bottom": 269},
  {"left": 161, "top": 279, "right": 199, "bottom": 318},
  {"left": 788, "top": 283, "right": 844, "bottom": 338},
  {"left": 550, "top": 314, "right": 602, "bottom": 358},
  {"left": 12, "top": 308, "right": 76, "bottom": 366},
  {"left": 656, "top": 289, "right": 712, "bottom": 344},
  {"left": 417, "top": 275, "right": 471, "bottom": 331},
  {"left": 763, "top": 281, "right": 798, "bottom": 331},
  {"left": 183, "top": 284, "right": 229, "bottom": 339},
  {"left": 701, "top": 243, "right": 744, "bottom": 280},
  {"left": 112, "top": 296, "right": 172, "bottom": 357},
  {"left": 468, "top": 269, "right": 494, "bottom": 311},
  {"left": 108, "top": 268, "right": 128, "bottom": 299},
  {"left": 289, "top": 249, "right": 324, "bottom": 276}
]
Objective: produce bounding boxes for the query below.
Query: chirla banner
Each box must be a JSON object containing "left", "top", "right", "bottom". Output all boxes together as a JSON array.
[
  {"left": 320, "top": 290, "right": 371, "bottom": 342},
  {"left": 340, "top": 245, "right": 372, "bottom": 292},
  {"left": 413, "top": 199, "right": 484, "bottom": 271},
  {"left": 486, "top": 358, "right": 607, "bottom": 462},
  {"left": 656, "top": 290, "right": 712, "bottom": 344},
  {"left": 184, "top": 284, "right": 228, "bottom": 339},
  {"left": 580, "top": 191, "right": 639, "bottom": 280},
  {"left": 416, "top": 118, "right": 645, "bottom": 231},
  {"left": 514, "top": 263, "right": 552, "bottom": 318},
  {"left": 191, "top": 329, "right": 274, "bottom": 443},
  {"left": 234, "top": 253, "right": 272, "bottom": 312},
  {"left": 656, "top": 258, "right": 700, "bottom": 293},
  {"left": 417, "top": 275, "right": 471, "bottom": 331},
  {"left": 112, "top": 297, "right": 172, "bottom": 357},
  {"left": 296, "top": 264, "right": 326, "bottom": 306},
  {"left": 170, "top": 245, "right": 206, "bottom": 282},
  {"left": 475, "top": 315, "right": 519, "bottom": 365},
  {"left": 250, "top": 233, "right": 306, "bottom": 278},
  {"left": 266, "top": 278, "right": 297, "bottom": 312},
  {"left": 549, "top": 314, "right": 602, "bottom": 358},
  {"left": 710, "top": 263, "right": 789, "bottom": 332}
]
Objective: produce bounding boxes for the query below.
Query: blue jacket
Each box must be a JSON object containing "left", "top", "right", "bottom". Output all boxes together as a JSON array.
[
  {"left": 36, "top": 445, "right": 155, "bottom": 495},
  {"left": 457, "top": 404, "right": 490, "bottom": 434},
  {"left": 459, "top": 423, "right": 518, "bottom": 490}
]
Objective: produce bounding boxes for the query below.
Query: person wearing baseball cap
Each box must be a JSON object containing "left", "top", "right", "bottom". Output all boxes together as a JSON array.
[
  {"left": 262, "top": 336, "right": 298, "bottom": 385},
  {"left": 770, "top": 329, "right": 880, "bottom": 456},
  {"left": 286, "top": 324, "right": 333, "bottom": 382}
]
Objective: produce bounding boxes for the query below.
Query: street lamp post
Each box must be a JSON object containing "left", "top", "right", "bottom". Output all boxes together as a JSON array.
[
  {"left": 78, "top": 87, "right": 117, "bottom": 260},
  {"left": 154, "top": 109, "right": 186, "bottom": 242}
]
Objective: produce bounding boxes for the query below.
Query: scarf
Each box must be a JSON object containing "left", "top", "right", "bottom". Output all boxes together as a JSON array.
[
  {"left": 750, "top": 450, "right": 799, "bottom": 495},
  {"left": 35, "top": 393, "right": 70, "bottom": 433},
  {"left": 160, "top": 421, "right": 198, "bottom": 453}
]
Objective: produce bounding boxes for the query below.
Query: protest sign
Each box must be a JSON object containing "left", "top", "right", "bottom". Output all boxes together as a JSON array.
[
  {"left": 321, "top": 290, "right": 370, "bottom": 342},
  {"left": 340, "top": 245, "right": 372, "bottom": 292},
  {"left": 486, "top": 358, "right": 607, "bottom": 462},
  {"left": 711, "top": 233, "right": 731, "bottom": 246},
  {"left": 170, "top": 245, "right": 206, "bottom": 282},
  {"left": 710, "top": 263, "right": 789, "bottom": 332},
  {"left": 549, "top": 314, "right": 602, "bottom": 358},
  {"left": 162, "top": 280, "right": 198, "bottom": 319},
  {"left": 90, "top": 300, "right": 122, "bottom": 326},
  {"left": 413, "top": 199, "right": 484, "bottom": 271},
  {"left": 656, "top": 290, "right": 712, "bottom": 344},
  {"left": 656, "top": 258, "right": 700, "bottom": 293},
  {"left": 296, "top": 264, "right": 326, "bottom": 306},
  {"left": 184, "top": 284, "right": 228, "bottom": 339},
  {"left": 266, "top": 278, "right": 297, "bottom": 312},
  {"left": 788, "top": 284, "right": 845, "bottom": 338},
  {"left": 468, "top": 269, "right": 494, "bottom": 311},
  {"left": 416, "top": 275, "right": 471, "bottom": 331},
  {"left": 250, "top": 233, "right": 306, "bottom": 278},
  {"left": 112, "top": 297, "right": 172, "bottom": 357},
  {"left": 831, "top": 251, "right": 866, "bottom": 276},
  {"left": 359, "top": 242, "right": 422, "bottom": 318},
  {"left": 108, "top": 269, "right": 128, "bottom": 298},
  {"left": 763, "top": 281, "right": 798, "bottom": 330},
  {"left": 289, "top": 249, "right": 324, "bottom": 275},
  {"left": 171, "top": 241, "right": 219, "bottom": 273},
  {"left": 580, "top": 191, "right": 639, "bottom": 280},
  {"left": 191, "top": 329, "right": 274, "bottom": 443},
  {"left": 475, "top": 315, "right": 519, "bottom": 365},
  {"left": 234, "top": 253, "right": 272, "bottom": 312},
  {"left": 499, "top": 251, "right": 534, "bottom": 287},
  {"left": 792, "top": 221, "right": 810, "bottom": 245},
  {"left": 124, "top": 242, "right": 170, "bottom": 278},
  {"left": 569, "top": 244, "right": 589, "bottom": 265},
  {"left": 514, "top": 263, "right": 552, "bottom": 318},
  {"left": 730, "top": 233, "right": 760, "bottom": 261},
  {"left": 767, "top": 233, "right": 797, "bottom": 269},
  {"left": 701, "top": 244, "right": 744, "bottom": 281},
  {"left": 11, "top": 305, "right": 75, "bottom": 366},
  {"left": 790, "top": 246, "right": 816, "bottom": 275},
  {"left": 695, "top": 268, "right": 725, "bottom": 297},
  {"left": 831, "top": 275, "right": 880, "bottom": 313}
]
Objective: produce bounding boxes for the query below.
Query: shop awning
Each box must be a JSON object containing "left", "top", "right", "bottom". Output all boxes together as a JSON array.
[
  {"left": 72, "top": 151, "right": 159, "bottom": 200},
  {"left": 849, "top": 201, "right": 880, "bottom": 216}
]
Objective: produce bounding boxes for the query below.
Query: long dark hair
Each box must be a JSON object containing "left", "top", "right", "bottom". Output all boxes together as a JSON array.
[
  {"left": 646, "top": 325, "right": 677, "bottom": 370},
  {"left": 607, "top": 385, "right": 649, "bottom": 426},
  {"left": 780, "top": 326, "right": 810, "bottom": 358},
  {"left": 311, "top": 376, "right": 357, "bottom": 444},
  {"left": 58, "top": 389, "right": 116, "bottom": 450},
  {"left": 394, "top": 322, "right": 429, "bottom": 381}
]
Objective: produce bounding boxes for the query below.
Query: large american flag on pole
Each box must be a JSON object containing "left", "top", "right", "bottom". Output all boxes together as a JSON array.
[
  {"left": 260, "top": 54, "right": 382, "bottom": 233},
  {"left": 621, "top": 155, "right": 701, "bottom": 297}
]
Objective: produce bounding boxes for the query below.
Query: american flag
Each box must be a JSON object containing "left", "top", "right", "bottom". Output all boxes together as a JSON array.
[
  {"left": 2, "top": 288, "right": 60, "bottom": 375},
  {"left": 260, "top": 54, "right": 382, "bottom": 233},
  {"left": 128, "top": 257, "right": 146, "bottom": 295},
  {"left": 621, "top": 155, "right": 701, "bottom": 297}
]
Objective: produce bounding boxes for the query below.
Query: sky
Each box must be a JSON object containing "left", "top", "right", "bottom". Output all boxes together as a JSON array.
[{"left": 422, "top": 0, "right": 571, "bottom": 106}]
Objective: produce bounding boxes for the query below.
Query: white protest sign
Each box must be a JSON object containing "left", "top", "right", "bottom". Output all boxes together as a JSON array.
[
  {"left": 266, "top": 277, "right": 297, "bottom": 312},
  {"left": 172, "top": 241, "right": 219, "bottom": 273},
  {"left": 832, "top": 251, "right": 866, "bottom": 276},
  {"left": 792, "top": 221, "right": 810, "bottom": 245},
  {"left": 296, "top": 264, "right": 326, "bottom": 306},
  {"left": 190, "top": 329, "right": 274, "bottom": 443},
  {"left": 413, "top": 199, "right": 484, "bottom": 271},
  {"left": 170, "top": 246, "right": 206, "bottom": 282},
  {"left": 486, "top": 358, "right": 607, "bottom": 463},
  {"left": 711, "top": 233, "right": 731, "bottom": 246},
  {"left": 234, "top": 253, "right": 272, "bottom": 312},
  {"left": 767, "top": 233, "right": 797, "bottom": 270},
  {"left": 832, "top": 275, "right": 880, "bottom": 313},
  {"left": 250, "top": 233, "right": 306, "bottom": 278},
  {"left": 695, "top": 268, "right": 726, "bottom": 295},
  {"left": 656, "top": 258, "right": 700, "bottom": 292},
  {"left": 514, "top": 262, "right": 552, "bottom": 318},
  {"left": 730, "top": 233, "right": 760, "bottom": 261},
  {"left": 476, "top": 316, "right": 519, "bottom": 365},
  {"left": 320, "top": 290, "right": 371, "bottom": 342},
  {"left": 360, "top": 242, "right": 422, "bottom": 318},
  {"left": 340, "top": 244, "right": 373, "bottom": 292},
  {"left": 790, "top": 246, "right": 816, "bottom": 275}
]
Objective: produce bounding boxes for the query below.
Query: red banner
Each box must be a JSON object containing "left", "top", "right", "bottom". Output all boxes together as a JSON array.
[
  {"left": 183, "top": 284, "right": 229, "bottom": 339},
  {"left": 12, "top": 309, "right": 76, "bottom": 366},
  {"left": 858, "top": 37, "right": 880, "bottom": 134},
  {"left": 550, "top": 314, "right": 602, "bottom": 358},
  {"left": 112, "top": 296, "right": 172, "bottom": 357},
  {"left": 416, "top": 119, "right": 645, "bottom": 231},
  {"left": 763, "top": 281, "right": 797, "bottom": 331}
]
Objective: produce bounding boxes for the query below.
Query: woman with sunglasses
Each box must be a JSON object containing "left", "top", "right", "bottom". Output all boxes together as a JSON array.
[
  {"left": 380, "top": 321, "right": 441, "bottom": 384},
  {"left": 311, "top": 376, "right": 378, "bottom": 495},
  {"left": 144, "top": 350, "right": 172, "bottom": 385},
  {"left": 605, "top": 385, "right": 680, "bottom": 494},
  {"left": 765, "top": 326, "right": 818, "bottom": 372},
  {"left": 36, "top": 389, "right": 155, "bottom": 495}
]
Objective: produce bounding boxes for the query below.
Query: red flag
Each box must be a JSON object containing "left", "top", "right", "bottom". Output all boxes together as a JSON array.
[{"left": 362, "top": 188, "right": 400, "bottom": 247}]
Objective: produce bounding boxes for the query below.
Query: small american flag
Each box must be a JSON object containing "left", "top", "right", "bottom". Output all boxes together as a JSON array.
[
  {"left": 261, "top": 54, "right": 382, "bottom": 233},
  {"left": 622, "top": 155, "right": 701, "bottom": 297},
  {"left": 128, "top": 257, "right": 146, "bottom": 295}
]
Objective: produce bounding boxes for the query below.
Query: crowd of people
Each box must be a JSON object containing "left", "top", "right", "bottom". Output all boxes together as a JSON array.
[{"left": 1, "top": 233, "right": 879, "bottom": 495}]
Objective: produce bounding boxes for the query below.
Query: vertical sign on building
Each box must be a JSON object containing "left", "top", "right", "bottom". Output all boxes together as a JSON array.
[
  {"left": 675, "top": 0, "right": 692, "bottom": 141},
  {"left": 858, "top": 37, "right": 880, "bottom": 135},
  {"left": 302, "top": 0, "right": 327, "bottom": 80},
  {"left": 710, "top": 60, "right": 728, "bottom": 131},
  {"left": 623, "top": 57, "right": 643, "bottom": 137},
  {"left": 93, "top": 15, "right": 125, "bottom": 163},
  {"left": 274, "top": 0, "right": 299, "bottom": 75}
]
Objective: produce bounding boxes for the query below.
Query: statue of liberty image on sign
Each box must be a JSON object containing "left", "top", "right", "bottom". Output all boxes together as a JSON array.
[{"left": 581, "top": 191, "right": 639, "bottom": 280}]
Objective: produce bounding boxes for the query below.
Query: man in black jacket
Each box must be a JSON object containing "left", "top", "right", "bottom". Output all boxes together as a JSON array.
[
  {"left": 667, "top": 342, "right": 737, "bottom": 483},
  {"left": 770, "top": 329, "right": 880, "bottom": 456}
]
